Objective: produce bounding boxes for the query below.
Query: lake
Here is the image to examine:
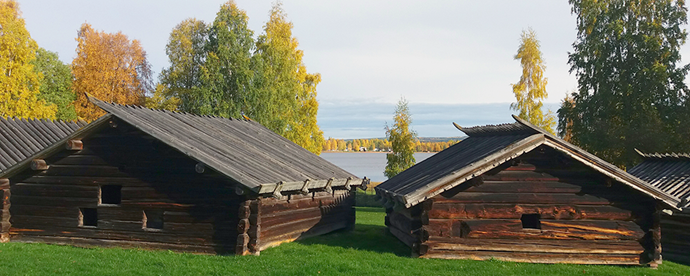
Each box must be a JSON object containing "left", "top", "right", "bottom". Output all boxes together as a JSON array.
[{"left": 320, "top": 152, "right": 436, "bottom": 182}]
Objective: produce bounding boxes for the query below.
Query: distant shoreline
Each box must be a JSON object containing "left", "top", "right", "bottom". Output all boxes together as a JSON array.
[{"left": 321, "top": 151, "right": 440, "bottom": 154}]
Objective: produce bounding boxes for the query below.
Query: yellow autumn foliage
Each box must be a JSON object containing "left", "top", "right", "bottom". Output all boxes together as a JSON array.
[
  {"left": 71, "top": 23, "right": 150, "bottom": 121},
  {"left": 0, "top": 0, "right": 56, "bottom": 119}
]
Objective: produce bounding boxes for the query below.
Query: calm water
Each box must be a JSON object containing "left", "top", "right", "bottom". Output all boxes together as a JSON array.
[{"left": 320, "top": 152, "right": 436, "bottom": 182}]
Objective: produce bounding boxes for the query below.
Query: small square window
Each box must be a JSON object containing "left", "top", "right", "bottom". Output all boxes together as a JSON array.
[
  {"left": 79, "top": 208, "right": 97, "bottom": 227},
  {"left": 100, "top": 185, "right": 121, "bottom": 205},
  {"left": 521, "top": 214, "right": 541, "bottom": 229},
  {"left": 143, "top": 210, "right": 164, "bottom": 230}
]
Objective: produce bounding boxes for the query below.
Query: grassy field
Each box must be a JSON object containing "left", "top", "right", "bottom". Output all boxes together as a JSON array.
[{"left": 0, "top": 207, "right": 688, "bottom": 275}]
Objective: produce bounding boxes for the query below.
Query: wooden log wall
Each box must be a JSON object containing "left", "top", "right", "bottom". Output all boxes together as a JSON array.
[
  {"left": 254, "top": 189, "right": 355, "bottom": 252},
  {"left": 386, "top": 146, "right": 658, "bottom": 265},
  {"left": 8, "top": 124, "right": 242, "bottom": 254},
  {"left": 0, "top": 178, "right": 9, "bottom": 242},
  {"left": 660, "top": 211, "right": 690, "bottom": 265}
]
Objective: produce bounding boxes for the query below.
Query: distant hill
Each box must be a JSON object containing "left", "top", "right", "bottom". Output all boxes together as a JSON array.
[{"left": 342, "top": 136, "right": 466, "bottom": 142}]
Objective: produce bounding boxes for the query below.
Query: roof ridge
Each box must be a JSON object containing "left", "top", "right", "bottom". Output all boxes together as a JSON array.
[
  {"left": 85, "top": 94, "right": 249, "bottom": 122},
  {"left": 634, "top": 149, "right": 690, "bottom": 160},
  {"left": 455, "top": 120, "right": 537, "bottom": 137}
]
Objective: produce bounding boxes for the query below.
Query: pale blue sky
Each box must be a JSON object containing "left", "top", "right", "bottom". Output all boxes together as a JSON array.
[{"left": 16, "top": 1, "right": 690, "bottom": 137}]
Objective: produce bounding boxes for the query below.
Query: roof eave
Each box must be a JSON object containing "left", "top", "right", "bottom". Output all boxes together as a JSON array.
[
  {"left": 256, "top": 177, "right": 366, "bottom": 198},
  {"left": 0, "top": 114, "right": 112, "bottom": 179},
  {"left": 387, "top": 133, "right": 547, "bottom": 208}
]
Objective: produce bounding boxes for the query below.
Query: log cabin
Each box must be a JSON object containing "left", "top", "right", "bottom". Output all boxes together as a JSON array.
[
  {"left": 375, "top": 115, "right": 682, "bottom": 266},
  {"left": 0, "top": 117, "right": 87, "bottom": 242},
  {"left": 0, "top": 96, "right": 365, "bottom": 255},
  {"left": 628, "top": 151, "right": 690, "bottom": 264}
]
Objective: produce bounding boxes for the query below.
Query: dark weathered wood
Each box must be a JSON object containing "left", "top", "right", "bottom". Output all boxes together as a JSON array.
[
  {"left": 423, "top": 219, "right": 645, "bottom": 240},
  {"left": 387, "top": 211, "right": 422, "bottom": 235},
  {"left": 424, "top": 237, "right": 645, "bottom": 254},
  {"left": 237, "top": 219, "right": 250, "bottom": 234},
  {"left": 388, "top": 225, "right": 417, "bottom": 248},
  {"left": 11, "top": 224, "right": 235, "bottom": 246},
  {"left": 483, "top": 171, "right": 560, "bottom": 182},
  {"left": 420, "top": 249, "right": 641, "bottom": 265},
  {"left": 434, "top": 192, "right": 615, "bottom": 205},
  {"left": 259, "top": 219, "right": 350, "bottom": 251},
  {"left": 428, "top": 203, "right": 637, "bottom": 220},
  {"left": 236, "top": 233, "right": 250, "bottom": 255},
  {"left": 11, "top": 183, "right": 99, "bottom": 198},
  {"left": 11, "top": 195, "right": 98, "bottom": 207},
  {"left": 12, "top": 235, "right": 223, "bottom": 254},
  {"left": 651, "top": 207, "right": 662, "bottom": 266},
  {"left": 464, "top": 181, "right": 604, "bottom": 194}
]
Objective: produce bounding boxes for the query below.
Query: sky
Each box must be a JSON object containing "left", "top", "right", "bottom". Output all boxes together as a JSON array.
[{"left": 17, "top": 1, "right": 690, "bottom": 138}]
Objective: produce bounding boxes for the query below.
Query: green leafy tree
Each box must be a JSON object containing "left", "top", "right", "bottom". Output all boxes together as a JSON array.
[
  {"left": 145, "top": 84, "right": 180, "bottom": 111},
  {"left": 159, "top": 18, "right": 208, "bottom": 113},
  {"left": 0, "top": 0, "right": 56, "bottom": 119},
  {"left": 201, "top": 1, "right": 255, "bottom": 118},
  {"left": 32, "top": 48, "right": 77, "bottom": 120},
  {"left": 385, "top": 98, "right": 417, "bottom": 178},
  {"left": 511, "top": 28, "right": 555, "bottom": 134},
  {"left": 159, "top": 1, "right": 324, "bottom": 154},
  {"left": 252, "top": 3, "right": 323, "bottom": 154},
  {"left": 560, "top": 0, "right": 690, "bottom": 168}
]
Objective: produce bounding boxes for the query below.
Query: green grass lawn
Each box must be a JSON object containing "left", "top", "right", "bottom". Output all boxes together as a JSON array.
[{"left": 0, "top": 207, "right": 688, "bottom": 275}]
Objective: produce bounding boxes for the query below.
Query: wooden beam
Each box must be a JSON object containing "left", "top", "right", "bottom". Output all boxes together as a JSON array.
[
  {"left": 65, "top": 140, "right": 83, "bottom": 150},
  {"left": 30, "top": 159, "right": 49, "bottom": 171}
]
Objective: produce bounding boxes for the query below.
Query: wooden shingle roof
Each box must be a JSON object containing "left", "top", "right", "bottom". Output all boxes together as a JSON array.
[
  {"left": 88, "top": 96, "right": 363, "bottom": 196},
  {"left": 0, "top": 117, "right": 87, "bottom": 172},
  {"left": 375, "top": 115, "right": 681, "bottom": 209},
  {"left": 629, "top": 150, "right": 690, "bottom": 209}
]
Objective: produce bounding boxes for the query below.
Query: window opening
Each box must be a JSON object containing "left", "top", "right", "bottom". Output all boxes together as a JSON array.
[
  {"left": 100, "top": 185, "right": 122, "bottom": 205},
  {"left": 143, "top": 210, "right": 164, "bottom": 230},
  {"left": 79, "top": 208, "right": 97, "bottom": 227},
  {"left": 521, "top": 214, "right": 541, "bottom": 229}
]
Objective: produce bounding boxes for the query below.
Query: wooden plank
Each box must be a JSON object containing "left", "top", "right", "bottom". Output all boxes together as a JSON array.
[
  {"left": 428, "top": 203, "right": 639, "bottom": 220},
  {"left": 420, "top": 249, "right": 642, "bottom": 265},
  {"left": 260, "top": 207, "right": 323, "bottom": 228},
  {"left": 50, "top": 155, "right": 111, "bottom": 166},
  {"left": 483, "top": 171, "right": 560, "bottom": 182},
  {"left": 10, "top": 225, "right": 235, "bottom": 246},
  {"left": 434, "top": 192, "right": 614, "bottom": 205},
  {"left": 258, "top": 219, "right": 350, "bottom": 251},
  {"left": 464, "top": 181, "right": 597, "bottom": 194},
  {"left": 32, "top": 165, "right": 125, "bottom": 177},
  {"left": 11, "top": 235, "right": 222, "bottom": 254},
  {"left": 11, "top": 183, "right": 99, "bottom": 198},
  {"left": 425, "top": 237, "right": 645, "bottom": 254},
  {"left": 10, "top": 195, "right": 98, "bottom": 207},
  {"left": 424, "top": 219, "right": 645, "bottom": 240},
  {"left": 10, "top": 205, "right": 79, "bottom": 218}
]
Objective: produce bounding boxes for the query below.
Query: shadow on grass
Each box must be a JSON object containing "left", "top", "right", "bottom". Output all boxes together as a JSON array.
[
  {"left": 296, "top": 224, "right": 411, "bottom": 257},
  {"left": 296, "top": 207, "right": 411, "bottom": 257}
]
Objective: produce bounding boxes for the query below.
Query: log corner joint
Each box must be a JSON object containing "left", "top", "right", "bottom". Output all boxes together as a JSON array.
[
  {"left": 195, "top": 163, "right": 205, "bottom": 174},
  {"left": 65, "top": 139, "right": 83, "bottom": 150},
  {"left": 30, "top": 159, "right": 49, "bottom": 171}
]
